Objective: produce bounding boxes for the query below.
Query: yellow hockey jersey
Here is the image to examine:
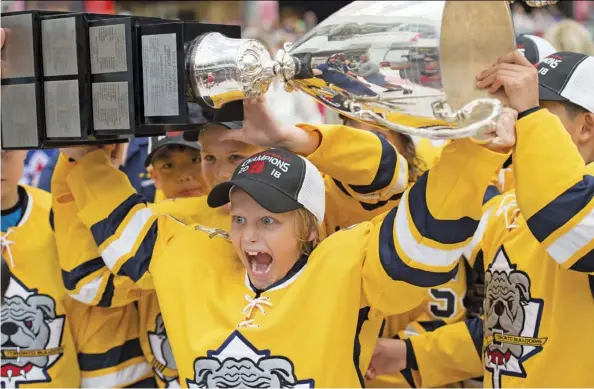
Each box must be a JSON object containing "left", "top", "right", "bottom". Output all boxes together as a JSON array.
[
  {"left": 409, "top": 109, "right": 594, "bottom": 388},
  {"left": 1, "top": 186, "right": 151, "bottom": 388},
  {"left": 63, "top": 133, "right": 507, "bottom": 388},
  {"left": 55, "top": 124, "right": 411, "bottom": 307},
  {"left": 54, "top": 123, "right": 415, "bottom": 387}
]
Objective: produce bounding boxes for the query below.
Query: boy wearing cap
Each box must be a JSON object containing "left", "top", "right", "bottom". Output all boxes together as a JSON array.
[
  {"left": 366, "top": 50, "right": 594, "bottom": 388},
  {"left": 145, "top": 132, "right": 206, "bottom": 201}
]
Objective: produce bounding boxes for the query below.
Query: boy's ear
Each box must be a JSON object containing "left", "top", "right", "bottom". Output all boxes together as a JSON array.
[
  {"left": 148, "top": 167, "right": 161, "bottom": 189},
  {"left": 579, "top": 112, "right": 594, "bottom": 144}
]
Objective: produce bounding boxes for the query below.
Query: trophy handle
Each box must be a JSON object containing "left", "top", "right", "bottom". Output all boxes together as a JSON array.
[
  {"left": 509, "top": 0, "right": 558, "bottom": 6},
  {"left": 352, "top": 98, "right": 503, "bottom": 140}
]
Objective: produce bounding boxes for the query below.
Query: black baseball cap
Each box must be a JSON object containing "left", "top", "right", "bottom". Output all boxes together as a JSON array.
[
  {"left": 182, "top": 121, "right": 243, "bottom": 142},
  {"left": 145, "top": 131, "right": 202, "bottom": 167},
  {"left": 516, "top": 34, "right": 556, "bottom": 65},
  {"left": 536, "top": 51, "right": 594, "bottom": 113},
  {"left": 207, "top": 148, "right": 325, "bottom": 224}
]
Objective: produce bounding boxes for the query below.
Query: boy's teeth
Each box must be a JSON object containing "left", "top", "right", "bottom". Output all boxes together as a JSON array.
[{"left": 247, "top": 251, "right": 259, "bottom": 256}]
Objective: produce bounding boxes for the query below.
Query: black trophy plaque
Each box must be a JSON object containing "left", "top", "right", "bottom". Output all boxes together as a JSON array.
[
  {"left": 1, "top": 10, "right": 66, "bottom": 150},
  {"left": 2, "top": 12, "right": 245, "bottom": 150},
  {"left": 137, "top": 21, "right": 243, "bottom": 129}
]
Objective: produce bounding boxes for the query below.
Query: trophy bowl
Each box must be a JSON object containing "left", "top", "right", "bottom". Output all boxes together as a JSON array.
[{"left": 186, "top": 0, "right": 557, "bottom": 140}]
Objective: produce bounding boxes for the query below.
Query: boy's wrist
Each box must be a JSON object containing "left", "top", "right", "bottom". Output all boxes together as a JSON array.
[{"left": 280, "top": 127, "right": 321, "bottom": 156}]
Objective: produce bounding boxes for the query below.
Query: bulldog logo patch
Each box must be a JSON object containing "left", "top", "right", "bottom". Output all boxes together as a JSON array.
[
  {"left": 148, "top": 314, "right": 179, "bottom": 387},
  {"left": 186, "top": 331, "right": 314, "bottom": 388},
  {"left": 1, "top": 276, "right": 65, "bottom": 388},
  {"left": 484, "top": 247, "right": 547, "bottom": 389}
]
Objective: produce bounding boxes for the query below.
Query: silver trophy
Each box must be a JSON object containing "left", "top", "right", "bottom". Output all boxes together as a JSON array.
[{"left": 186, "top": 0, "right": 557, "bottom": 140}]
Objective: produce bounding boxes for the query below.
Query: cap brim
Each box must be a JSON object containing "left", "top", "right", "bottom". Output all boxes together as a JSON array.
[
  {"left": 145, "top": 142, "right": 202, "bottom": 166},
  {"left": 207, "top": 177, "right": 302, "bottom": 214},
  {"left": 538, "top": 84, "right": 569, "bottom": 103}
]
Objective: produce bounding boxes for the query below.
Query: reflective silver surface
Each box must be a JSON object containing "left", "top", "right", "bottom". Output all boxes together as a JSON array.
[
  {"left": 186, "top": 32, "right": 277, "bottom": 109},
  {"left": 187, "top": 0, "right": 557, "bottom": 139}
]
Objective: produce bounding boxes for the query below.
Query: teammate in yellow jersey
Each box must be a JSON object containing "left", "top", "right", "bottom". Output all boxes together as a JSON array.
[
  {"left": 0, "top": 150, "right": 151, "bottom": 388},
  {"left": 140, "top": 133, "right": 209, "bottom": 387},
  {"left": 363, "top": 34, "right": 557, "bottom": 389},
  {"left": 57, "top": 97, "right": 511, "bottom": 388},
  {"left": 337, "top": 114, "right": 469, "bottom": 388},
  {"left": 366, "top": 50, "right": 594, "bottom": 388}
]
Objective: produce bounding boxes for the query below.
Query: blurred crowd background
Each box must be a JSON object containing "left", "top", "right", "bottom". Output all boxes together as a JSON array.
[{"left": 2, "top": 0, "right": 593, "bottom": 190}]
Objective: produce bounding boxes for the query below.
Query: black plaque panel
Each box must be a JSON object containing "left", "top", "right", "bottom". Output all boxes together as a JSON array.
[
  {"left": 39, "top": 12, "right": 91, "bottom": 146},
  {"left": 87, "top": 17, "right": 135, "bottom": 137},
  {"left": 1, "top": 10, "right": 66, "bottom": 150}
]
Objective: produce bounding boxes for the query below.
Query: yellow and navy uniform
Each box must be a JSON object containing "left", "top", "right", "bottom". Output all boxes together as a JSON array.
[
  {"left": 55, "top": 124, "right": 412, "bottom": 307},
  {"left": 54, "top": 124, "right": 414, "bottom": 387},
  {"left": 61, "top": 132, "right": 507, "bottom": 387},
  {"left": 0, "top": 186, "right": 151, "bottom": 388},
  {"left": 365, "top": 138, "right": 473, "bottom": 389},
  {"left": 366, "top": 138, "right": 514, "bottom": 389},
  {"left": 408, "top": 109, "right": 594, "bottom": 388},
  {"left": 367, "top": 261, "right": 469, "bottom": 388},
  {"left": 391, "top": 194, "right": 504, "bottom": 389}
]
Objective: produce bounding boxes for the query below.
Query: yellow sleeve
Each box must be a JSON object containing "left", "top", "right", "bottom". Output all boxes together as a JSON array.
[
  {"left": 300, "top": 124, "right": 408, "bottom": 212},
  {"left": 408, "top": 318, "right": 484, "bottom": 388},
  {"left": 514, "top": 109, "right": 594, "bottom": 274},
  {"left": 67, "top": 149, "right": 182, "bottom": 291},
  {"left": 53, "top": 154, "right": 141, "bottom": 308},
  {"left": 370, "top": 139, "right": 508, "bottom": 290},
  {"left": 67, "top": 299, "right": 154, "bottom": 388}
]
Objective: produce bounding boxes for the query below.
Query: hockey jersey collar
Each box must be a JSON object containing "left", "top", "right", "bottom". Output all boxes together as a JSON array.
[{"left": 244, "top": 254, "right": 309, "bottom": 295}]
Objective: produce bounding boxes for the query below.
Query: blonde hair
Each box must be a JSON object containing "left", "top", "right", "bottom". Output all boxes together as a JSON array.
[
  {"left": 544, "top": 20, "right": 594, "bottom": 56},
  {"left": 294, "top": 208, "right": 321, "bottom": 256}
]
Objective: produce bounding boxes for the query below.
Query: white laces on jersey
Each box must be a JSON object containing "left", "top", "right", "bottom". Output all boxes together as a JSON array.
[
  {"left": 1, "top": 229, "right": 16, "bottom": 268},
  {"left": 238, "top": 294, "right": 272, "bottom": 328},
  {"left": 495, "top": 193, "right": 520, "bottom": 230}
]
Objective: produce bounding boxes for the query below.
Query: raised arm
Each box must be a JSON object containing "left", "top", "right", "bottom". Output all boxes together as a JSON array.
[
  {"left": 476, "top": 50, "right": 594, "bottom": 274},
  {"left": 222, "top": 100, "right": 409, "bottom": 231},
  {"left": 514, "top": 109, "right": 594, "bottom": 273},
  {"left": 52, "top": 153, "right": 141, "bottom": 307},
  {"left": 374, "top": 137, "right": 510, "bottom": 289},
  {"left": 61, "top": 147, "right": 187, "bottom": 293}
]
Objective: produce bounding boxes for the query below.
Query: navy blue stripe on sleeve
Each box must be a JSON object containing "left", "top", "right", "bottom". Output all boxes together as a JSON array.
[
  {"left": 360, "top": 193, "right": 404, "bottom": 211},
  {"left": 333, "top": 178, "right": 352, "bottom": 198},
  {"left": 125, "top": 377, "right": 158, "bottom": 388},
  {"left": 97, "top": 274, "right": 115, "bottom": 308},
  {"left": 527, "top": 175, "right": 594, "bottom": 242},
  {"left": 348, "top": 133, "right": 398, "bottom": 194},
  {"left": 379, "top": 207, "right": 458, "bottom": 287},
  {"left": 78, "top": 338, "right": 144, "bottom": 371},
  {"left": 464, "top": 317, "right": 484, "bottom": 357},
  {"left": 483, "top": 185, "right": 500, "bottom": 206},
  {"left": 116, "top": 221, "right": 158, "bottom": 282},
  {"left": 62, "top": 258, "right": 105, "bottom": 291},
  {"left": 90, "top": 194, "right": 147, "bottom": 247},
  {"left": 418, "top": 320, "right": 447, "bottom": 332},
  {"left": 408, "top": 172, "right": 479, "bottom": 244}
]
